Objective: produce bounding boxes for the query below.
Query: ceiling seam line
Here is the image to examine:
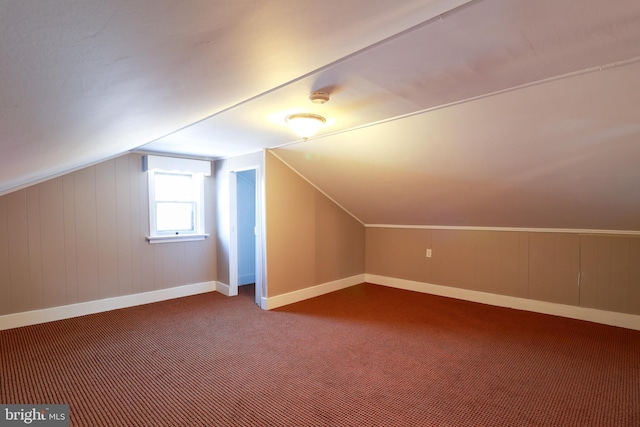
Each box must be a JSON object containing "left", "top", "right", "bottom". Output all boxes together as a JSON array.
[{"left": 272, "top": 55, "right": 640, "bottom": 149}]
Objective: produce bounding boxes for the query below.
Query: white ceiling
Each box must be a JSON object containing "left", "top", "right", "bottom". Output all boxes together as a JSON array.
[
  {"left": 2, "top": 0, "right": 640, "bottom": 230},
  {"left": 0, "top": 0, "right": 469, "bottom": 192}
]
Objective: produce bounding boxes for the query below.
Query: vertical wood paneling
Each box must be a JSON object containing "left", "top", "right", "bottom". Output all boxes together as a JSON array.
[
  {"left": 459, "top": 232, "right": 478, "bottom": 290},
  {"left": 0, "top": 153, "right": 216, "bottom": 316},
  {"left": 115, "top": 156, "right": 133, "bottom": 296},
  {"left": 505, "top": 232, "right": 529, "bottom": 298},
  {"left": 168, "top": 244, "right": 180, "bottom": 288},
  {"left": 473, "top": 231, "right": 500, "bottom": 293},
  {"left": 152, "top": 245, "right": 165, "bottom": 290},
  {"left": 138, "top": 159, "right": 155, "bottom": 292},
  {"left": 203, "top": 175, "right": 217, "bottom": 281},
  {"left": 580, "top": 235, "right": 636, "bottom": 314},
  {"left": 528, "top": 233, "right": 550, "bottom": 302},
  {"left": 26, "top": 187, "right": 44, "bottom": 310},
  {"left": 0, "top": 197, "right": 11, "bottom": 315},
  {"left": 432, "top": 230, "right": 476, "bottom": 290},
  {"left": 366, "top": 228, "right": 433, "bottom": 283},
  {"left": 6, "top": 191, "right": 30, "bottom": 312},
  {"left": 39, "top": 178, "right": 67, "bottom": 308},
  {"left": 177, "top": 242, "right": 187, "bottom": 286},
  {"left": 431, "top": 229, "right": 452, "bottom": 287},
  {"left": 74, "top": 167, "right": 100, "bottom": 302},
  {"left": 485, "top": 232, "right": 530, "bottom": 298},
  {"left": 369, "top": 228, "right": 531, "bottom": 299},
  {"left": 579, "top": 236, "right": 598, "bottom": 308},
  {"left": 189, "top": 241, "right": 211, "bottom": 282},
  {"left": 96, "top": 160, "right": 119, "bottom": 299},
  {"left": 63, "top": 174, "right": 79, "bottom": 304},
  {"left": 595, "top": 240, "right": 614, "bottom": 310},
  {"left": 528, "top": 233, "right": 579, "bottom": 305},
  {"left": 189, "top": 239, "right": 214, "bottom": 285},
  {"left": 155, "top": 243, "right": 179, "bottom": 290},
  {"left": 629, "top": 239, "right": 640, "bottom": 314},
  {"left": 365, "top": 228, "right": 392, "bottom": 277},
  {"left": 129, "top": 155, "right": 143, "bottom": 294},
  {"left": 182, "top": 242, "right": 196, "bottom": 284},
  {"left": 606, "top": 238, "right": 630, "bottom": 313}
]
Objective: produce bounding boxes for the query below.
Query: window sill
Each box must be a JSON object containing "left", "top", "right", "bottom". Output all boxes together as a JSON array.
[{"left": 146, "top": 234, "right": 209, "bottom": 244}]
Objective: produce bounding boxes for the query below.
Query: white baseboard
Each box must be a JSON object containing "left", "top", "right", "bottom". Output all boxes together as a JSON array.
[
  {"left": 216, "top": 281, "right": 234, "bottom": 296},
  {"left": 265, "top": 274, "right": 366, "bottom": 310},
  {"left": 366, "top": 274, "right": 640, "bottom": 331},
  {"left": 0, "top": 281, "right": 216, "bottom": 331},
  {"left": 8, "top": 274, "right": 635, "bottom": 331}
]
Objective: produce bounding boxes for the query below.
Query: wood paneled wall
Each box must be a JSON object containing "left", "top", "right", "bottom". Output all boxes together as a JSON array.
[
  {"left": 265, "top": 152, "right": 365, "bottom": 297},
  {"left": 580, "top": 235, "right": 640, "bottom": 314},
  {"left": 0, "top": 154, "right": 216, "bottom": 316},
  {"left": 366, "top": 228, "right": 640, "bottom": 315}
]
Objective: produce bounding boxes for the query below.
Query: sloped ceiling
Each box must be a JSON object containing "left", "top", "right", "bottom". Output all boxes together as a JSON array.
[
  {"left": 1, "top": 0, "right": 466, "bottom": 193},
  {"left": 274, "top": 61, "right": 640, "bottom": 230},
  {"left": 2, "top": 0, "right": 639, "bottom": 231}
]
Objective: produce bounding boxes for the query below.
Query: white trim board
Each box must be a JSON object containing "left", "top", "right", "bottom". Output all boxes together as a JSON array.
[
  {"left": 366, "top": 274, "right": 640, "bottom": 331},
  {"left": 365, "top": 224, "right": 640, "bottom": 236},
  {"left": 216, "top": 281, "right": 237, "bottom": 297},
  {"left": 265, "top": 274, "right": 365, "bottom": 310},
  {"left": 0, "top": 281, "right": 216, "bottom": 331}
]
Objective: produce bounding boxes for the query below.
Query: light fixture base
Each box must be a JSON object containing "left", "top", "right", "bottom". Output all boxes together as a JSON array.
[{"left": 309, "top": 91, "right": 330, "bottom": 104}]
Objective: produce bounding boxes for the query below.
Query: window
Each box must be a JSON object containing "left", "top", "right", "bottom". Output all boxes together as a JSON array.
[{"left": 144, "top": 155, "right": 211, "bottom": 244}]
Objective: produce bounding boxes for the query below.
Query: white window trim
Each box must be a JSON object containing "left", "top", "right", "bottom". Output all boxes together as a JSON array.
[
  {"left": 146, "top": 234, "right": 209, "bottom": 244},
  {"left": 144, "top": 155, "right": 211, "bottom": 244}
]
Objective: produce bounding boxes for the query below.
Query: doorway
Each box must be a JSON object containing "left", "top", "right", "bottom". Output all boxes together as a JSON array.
[
  {"left": 229, "top": 165, "right": 264, "bottom": 307},
  {"left": 236, "top": 169, "right": 256, "bottom": 300}
]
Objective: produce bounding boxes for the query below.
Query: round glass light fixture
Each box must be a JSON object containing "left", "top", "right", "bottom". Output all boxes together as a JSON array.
[{"left": 285, "top": 113, "right": 326, "bottom": 140}]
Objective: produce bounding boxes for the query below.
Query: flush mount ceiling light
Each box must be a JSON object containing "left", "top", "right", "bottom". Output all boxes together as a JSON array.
[
  {"left": 284, "top": 91, "right": 331, "bottom": 140},
  {"left": 285, "top": 113, "right": 326, "bottom": 140}
]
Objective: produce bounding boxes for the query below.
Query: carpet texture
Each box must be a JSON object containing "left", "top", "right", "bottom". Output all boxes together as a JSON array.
[{"left": 1, "top": 283, "right": 639, "bottom": 426}]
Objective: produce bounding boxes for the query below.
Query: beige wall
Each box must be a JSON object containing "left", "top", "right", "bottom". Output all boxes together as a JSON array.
[
  {"left": 265, "top": 151, "right": 365, "bottom": 297},
  {"left": 366, "top": 227, "right": 640, "bottom": 315},
  {"left": 214, "top": 158, "right": 230, "bottom": 286},
  {"left": 580, "top": 235, "right": 640, "bottom": 314},
  {"left": 3, "top": 150, "right": 636, "bottom": 319},
  {"left": 0, "top": 153, "right": 216, "bottom": 316}
]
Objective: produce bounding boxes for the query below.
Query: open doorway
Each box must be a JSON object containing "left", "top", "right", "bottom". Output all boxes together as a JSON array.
[
  {"left": 229, "top": 164, "right": 265, "bottom": 308},
  {"left": 236, "top": 169, "right": 256, "bottom": 301}
]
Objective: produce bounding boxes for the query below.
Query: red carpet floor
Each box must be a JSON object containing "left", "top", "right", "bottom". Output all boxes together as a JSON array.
[{"left": 1, "top": 283, "right": 639, "bottom": 426}]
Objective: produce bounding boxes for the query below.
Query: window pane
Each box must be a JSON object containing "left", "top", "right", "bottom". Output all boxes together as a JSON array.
[
  {"left": 156, "top": 202, "right": 195, "bottom": 232},
  {"left": 155, "top": 173, "right": 194, "bottom": 201}
]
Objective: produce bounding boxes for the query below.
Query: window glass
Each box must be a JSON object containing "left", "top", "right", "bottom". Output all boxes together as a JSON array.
[
  {"left": 156, "top": 202, "right": 195, "bottom": 232},
  {"left": 154, "top": 173, "right": 194, "bottom": 201},
  {"left": 148, "top": 169, "right": 205, "bottom": 238}
]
